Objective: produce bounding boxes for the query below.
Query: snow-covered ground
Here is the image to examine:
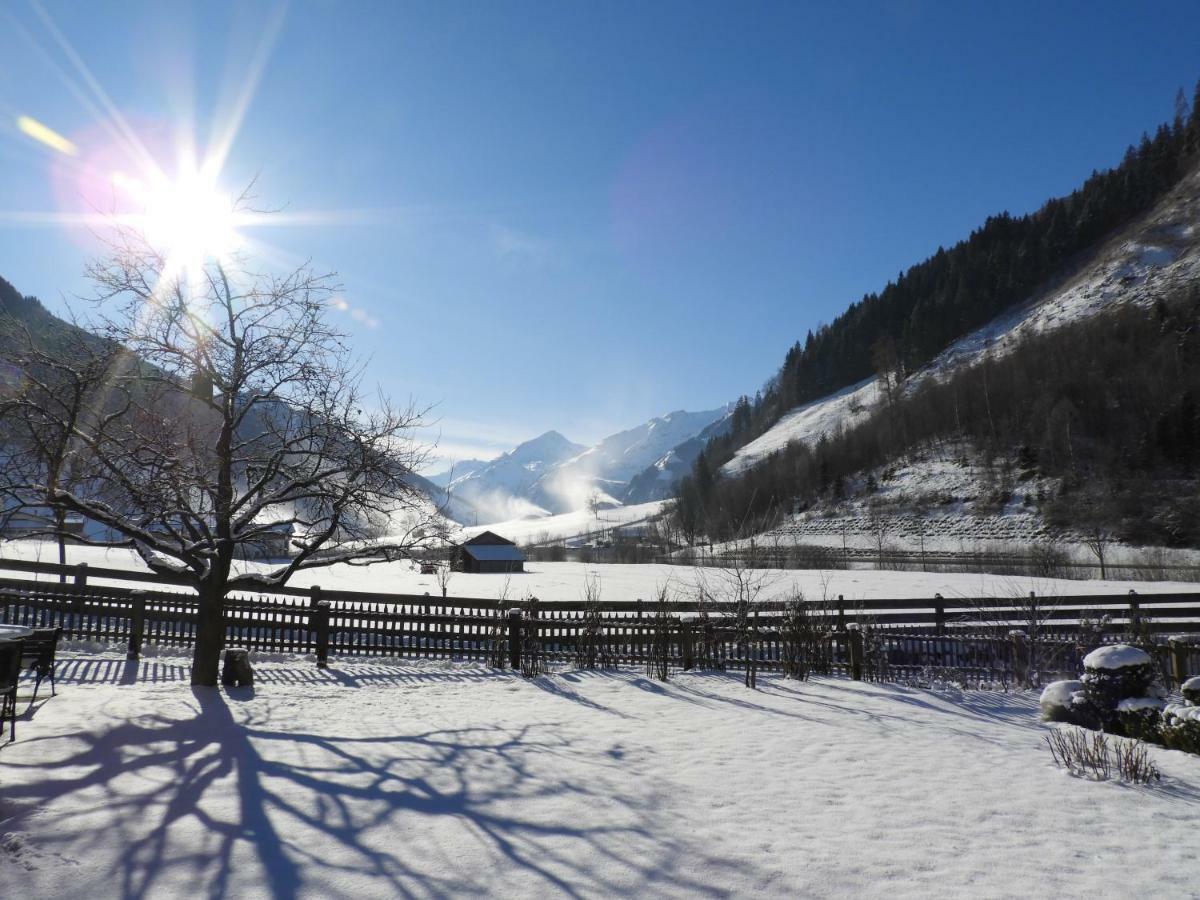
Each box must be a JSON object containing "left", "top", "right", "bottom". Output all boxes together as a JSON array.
[
  {"left": 1, "top": 541, "right": 1195, "bottom": 602},
  {"left": 4, "top": 652, "right": 1200, "bottom": 897}
]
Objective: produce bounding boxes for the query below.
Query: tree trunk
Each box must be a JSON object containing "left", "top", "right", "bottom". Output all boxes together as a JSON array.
[
  {"left": 192, "top": 579, "right": 226, "bottom": 686},
  {"left": 55, "top": 508, "right": 67, "bottom": 584}
]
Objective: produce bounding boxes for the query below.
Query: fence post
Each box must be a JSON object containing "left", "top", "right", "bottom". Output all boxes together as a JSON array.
[
  {"left": 1128, "top": 589, "right": 1140, "bottom": 631},
  {"left": 836, "top": 595, "right": 846, "bottom": 632},
  {"left": 311, "top": 586, "right": 329, "bottom": 669},
  {"left": 847, "top": 625, "right": 863, "bottom": 681},
  {"left": 1169, "top": 636, "right": 1188, "bottom": 688},
  {"left": 934, "top": 593, "right": 945, "bottom": 636},
  {"left": 680, "top": 619, "right": 694, "bottom": 671},
  {"left": 1011, "top": 630, "right": 1030, "bottom": 688},
  {"left": 74, "top": 562, "right": 88, "bottom": 587},
  {"left": 508, "top": 608, "right": 522, "bottom": 670},
  {"left": 127, "top": 591, "right": 146, "bottom": 660}
]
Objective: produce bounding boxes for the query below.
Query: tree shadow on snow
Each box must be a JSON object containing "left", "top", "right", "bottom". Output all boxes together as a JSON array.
[{"left": 1, "top": 681, "right": 745, "bottom": 899}]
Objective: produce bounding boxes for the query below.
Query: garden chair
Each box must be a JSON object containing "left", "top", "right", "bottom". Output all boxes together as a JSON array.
[
  {"left": 0, "top": 640, "right": 22, "bottom": 743},
  {"left": 21, "top": 626, "right": 62, "bottom": 711}
]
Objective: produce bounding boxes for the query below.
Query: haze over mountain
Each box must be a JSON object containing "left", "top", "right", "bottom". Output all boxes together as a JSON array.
[{"left": 433, "top": 406, "right": 730, "bottom": 523}]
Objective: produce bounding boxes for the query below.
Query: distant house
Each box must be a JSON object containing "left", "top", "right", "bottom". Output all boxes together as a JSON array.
[
  {"left": 0, "top": 505, "right": 84, "bottom": 539},
  {"left": 244, "top": 521, "right": 296, "bottom": 560},
  {"left": 457, "top": 531, "right": 524, "bottom": 574}
]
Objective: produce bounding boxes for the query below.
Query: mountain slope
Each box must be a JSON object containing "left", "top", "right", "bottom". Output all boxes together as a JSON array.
[
  {"left": 622, "top": 412, "right": 732, "bottom": 504},
  {"left": 723, "top": 164, "right": 1200, "bottom": 477}
]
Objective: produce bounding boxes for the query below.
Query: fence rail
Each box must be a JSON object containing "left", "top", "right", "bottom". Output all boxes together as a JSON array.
[{"left": 2, "top": 557, "right": 1200, "bottom": 686}]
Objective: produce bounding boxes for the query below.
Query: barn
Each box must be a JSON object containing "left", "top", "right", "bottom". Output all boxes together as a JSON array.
[{"left": 457, "top": 531, "right": 525, "bottom": 574}]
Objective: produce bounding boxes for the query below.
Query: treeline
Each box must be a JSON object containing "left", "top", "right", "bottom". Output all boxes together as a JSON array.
[
  {"left": 673, "top": 284, "right": 1200, "bottom": 548},
  {"left": 704, "top": 82, "right": 1200, "bottom": 471}
]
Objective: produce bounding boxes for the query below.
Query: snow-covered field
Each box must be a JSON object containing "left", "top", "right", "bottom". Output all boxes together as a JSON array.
[
  {"left": 3, "top": 652, "right": 1200, "bottom": 898},
  {"left": 1, "top": 541, "right": 1196, "bottom": 602}
]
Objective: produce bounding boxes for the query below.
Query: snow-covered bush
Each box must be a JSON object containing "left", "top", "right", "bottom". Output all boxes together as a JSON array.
[
  {"left": 1039, "top": 680, "right": 1093, "bottom": 726},
  {"left": 1181, "top": 676, "right": 1200, "bottom": 706},
  {"left": 1116, "top": 696, "right": 1167, "bottom": 744},
  {"left": 1080, "top": 645, "right": 1159, "bottom": 729},
  {"left": 1161, "top": 703, "right": 1200, "bottom": 755}
]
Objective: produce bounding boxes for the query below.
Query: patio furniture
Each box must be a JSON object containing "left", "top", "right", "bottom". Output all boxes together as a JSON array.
[
  {"left": 21, "top": 626, "right": 62, "bottom": 710},
  {"left": 0, "top": 639, "right": 23, "bottom": 743}
]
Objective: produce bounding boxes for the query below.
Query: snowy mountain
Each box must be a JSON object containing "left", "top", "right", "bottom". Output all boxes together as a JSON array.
[
  {"left": 425, "top": 459, "right": 488, "bottom": 489},
  {"left": 622, "top": 413, "right": 733, "bottom": 504},
  {"left": 443, "top": 408, "right": 729, "bottom": 523},
  {"left": 440, "top": 431, "right": 588, "bottom": 522}
]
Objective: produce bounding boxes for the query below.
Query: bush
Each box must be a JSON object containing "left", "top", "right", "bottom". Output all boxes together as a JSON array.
[
  {"left": 1113, "top": 738, "right": 1162, "bottom": 785},
  {"left": 1046, "top": 727, "right": 1160, "bottom": 784},
  {"left": 1046, "top": 728, "right": 1110, "bottom": 780},
  {"left": 1162, "top": 703, "right": 1200, "bottom": 755},
  {"left": 1080, "top": 644, "right": 1159, "bottom": 728},
  {"left": 1182, "top": 676, "right": 1200, "bottom": 706},
  {"left": 1039, "top": 680, "right": 1093, "bottom": 726},
  {"left": 1116, "top": 697, "right": 1166, "bottom": 744}
]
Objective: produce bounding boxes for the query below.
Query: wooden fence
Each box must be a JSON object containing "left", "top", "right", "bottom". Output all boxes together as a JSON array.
[{"left": 2, "top": 557, "right": 1200, "bottom": 686}]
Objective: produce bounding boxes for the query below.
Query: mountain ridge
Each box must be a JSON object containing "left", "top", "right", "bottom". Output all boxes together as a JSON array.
[{"left": 438, "top": 405, "right": 731, "bottom": 523}]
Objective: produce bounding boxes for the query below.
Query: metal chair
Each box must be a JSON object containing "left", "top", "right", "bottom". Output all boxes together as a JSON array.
[
  {"left": 21, "top": 626, "right": 62, "bottom": 711},
  {"left": 0, "top": 640, "right": 23, "bottom": 743}
]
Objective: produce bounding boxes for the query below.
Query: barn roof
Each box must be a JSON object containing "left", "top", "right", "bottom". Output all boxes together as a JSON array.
[
  {"left": 463, "top": 544, "right": 524, "bottom": 562},
  {"left": 464, "top": 530, "right": 516, "bottom": 547}
]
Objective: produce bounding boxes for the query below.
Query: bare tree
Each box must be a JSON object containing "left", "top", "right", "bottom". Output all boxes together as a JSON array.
[
  {"left": 0, "top": 321, "right": 121, "bottom": 579},
  {"left": 866, "top": 503, "right": 892, "bottom": 569},
  {"left": 780, "top": 590, "right": 834, "bottom": 680},
  {"left": 695, "top": 540, "right": 774, "bottom": 688},
  {"left": 434, "top": 537, "right": 455, "bottom": 598},
  {"left": 574, "top": 571, "right": 610, "bottom": 670},
  {"left": 2, "top": 220, "right": 444, "bottom": 685},
  {"left": 1082, "top": 525, "right": 1113, "bottom": 581},
  {"left": 963, "top": 588, "right": 1072, "bottom": 688},
  {"left": 645, "top": 583, "right": 672, "bottom": 682}
]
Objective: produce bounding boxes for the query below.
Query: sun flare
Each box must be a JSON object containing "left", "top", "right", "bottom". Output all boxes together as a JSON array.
[{"left": 112, "top": 166, "right": 242, "bottom": 274}]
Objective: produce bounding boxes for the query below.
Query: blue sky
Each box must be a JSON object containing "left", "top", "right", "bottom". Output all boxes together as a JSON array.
[{"left": 2, "top": 1, "right": 1198, "bottom": 467}]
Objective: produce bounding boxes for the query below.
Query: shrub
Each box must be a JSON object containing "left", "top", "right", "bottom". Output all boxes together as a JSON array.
[
  {"left": 1113, "top": 738, "right": 1161, "bottom": 785},
  {"left": 780, "top": 592, "right": 834, "bottom": 681},
  {"left": 1115, "top": 697, "right": 1166, "bottom": 744},
  {"left": 1046, "top": 728, "right": 1110, "bottom": 780},
  {"left": 1080, "top": 644, "right": 1158, "bottom": 728},
  {"left": 1182, "top": 676, "right": 1200, "bottom": 706},
  {"left": 1039, "top": 680, "right": 1094, "bottom": 726},
  {"left": 574, "top": 574, "right": 610, "bottom": 670},
  {"left": 1046, "top": 727, "right": 1160, "bottom": 784},
  {"left": 1162, "top": 703, "right": 1200, "bottom": 755}
]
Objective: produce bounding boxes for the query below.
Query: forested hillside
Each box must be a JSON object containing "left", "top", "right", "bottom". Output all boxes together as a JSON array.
[
  {"left": 675, "top": 285, "right": 1200, "bottom": 546},
  {"left": 702, "top": 84, "right": 1200, "bottom": 473},
  {"left": 673, "top": 83, "right": 1200, "bottom": 547}
]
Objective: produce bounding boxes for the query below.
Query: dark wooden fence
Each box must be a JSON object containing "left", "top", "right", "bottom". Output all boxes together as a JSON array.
[{"left": 2, "top": 557, "right": 1199, "bottom": 686}]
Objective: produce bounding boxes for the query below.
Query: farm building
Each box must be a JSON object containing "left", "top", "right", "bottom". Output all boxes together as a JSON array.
[
  {"left": 457, "top": 531, "right": 524, "bottom": 574},
  {"left": 0, "top": 505, "right": 84, "bottom": 539}
]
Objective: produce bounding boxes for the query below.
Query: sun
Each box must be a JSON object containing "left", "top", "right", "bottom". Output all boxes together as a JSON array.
[
  {"left": 112, "top": 164, "right": 243, "bottom": 276},
  {"left": 142, "top": 171, "right": 239, "bottom": 263}
]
